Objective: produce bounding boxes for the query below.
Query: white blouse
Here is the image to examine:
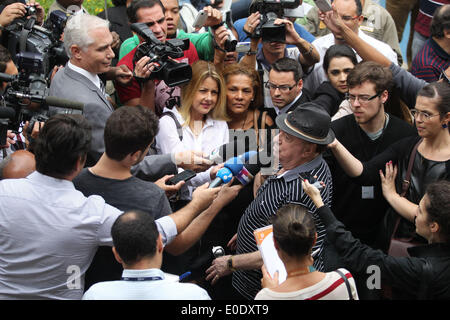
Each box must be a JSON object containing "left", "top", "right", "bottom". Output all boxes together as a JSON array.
[{"left": 155, "top": 107, "right": 229, "bottom": 199}]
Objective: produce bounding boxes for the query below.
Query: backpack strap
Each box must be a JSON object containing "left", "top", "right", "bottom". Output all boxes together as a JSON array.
[{"left": 161, "top": 111, "right": 183, "bottom": 141}]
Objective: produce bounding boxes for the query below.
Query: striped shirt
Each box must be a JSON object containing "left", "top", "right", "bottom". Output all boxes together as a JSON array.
[
  {"left": 414, "top": 0, "right": 449, "bottom": 38},
  {"left": 254, "top": 268, "right": 359, "bottom": 300},
  {"left": 232, "top": 154, "right": 333, "bottom": 300},
  {"left": 411, "top": 38, "right": 450, "bottom": 83}
]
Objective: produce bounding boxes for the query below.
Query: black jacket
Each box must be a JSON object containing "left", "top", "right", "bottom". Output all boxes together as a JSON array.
[
  {"left": 319, "top": 205, "right": 450, "bottom": 299},
  {"left": 263, "top": 88, "right": 312, "bottom": 125},
  {"left": 312, "top": 81, "right": 345, "bottom": 117}
]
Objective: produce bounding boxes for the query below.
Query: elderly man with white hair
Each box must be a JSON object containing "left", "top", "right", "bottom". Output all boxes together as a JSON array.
[
  {"left": 49, "top": 14, "right": 116, "bottom": 166},
  {"left": 50, "top": 14, "right": 212, "bottom": 179}
]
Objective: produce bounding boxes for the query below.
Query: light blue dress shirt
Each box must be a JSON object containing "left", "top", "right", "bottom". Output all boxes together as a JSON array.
[
  {"left": 0, "top": 172, "right": 177, "bottom": 300},
  {"left": 82, "top": 268, "right": 211, "bottom": 300}
]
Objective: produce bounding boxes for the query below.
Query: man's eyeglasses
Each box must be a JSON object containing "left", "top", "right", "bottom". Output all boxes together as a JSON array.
[
  {"left": 410, "top": 109, "right": 441, "bottom": 120},
  {"left": 341, "top": 15, "right": 360, "bottom": 21},
  {"left": 346, "top": 92, "right": 380, "bottom": 103},
  {"left": 265, "top": 82, "right": 296, "bottom": 93}
]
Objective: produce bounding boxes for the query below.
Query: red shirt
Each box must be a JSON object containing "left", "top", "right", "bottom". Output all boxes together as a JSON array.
[
  {"left": 116, "top": 41, "right": 199, "bottom": 115},
  {"left": 414, "top": 0, "right": 450, "bottom": 37}
]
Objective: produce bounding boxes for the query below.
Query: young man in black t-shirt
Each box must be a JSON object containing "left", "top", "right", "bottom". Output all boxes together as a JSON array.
[{"left": 324, "top": 61, "right": 417, "bottom": 299}]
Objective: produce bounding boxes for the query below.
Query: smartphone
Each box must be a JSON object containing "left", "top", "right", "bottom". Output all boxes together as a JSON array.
[
  {"left": 192, "top": 10, "right": 208, "bottom": 29},
  {"left": 300, "top": 173, "right": 324, "bottom": 191},
  {"left": 236, "top": 42, "right": 251, "bottom": 53},
  {"left": 314, "top": 0, "right": 332, "bottom": 12},
  {"left": 168, "top": 169, "right": 197, "bottom": 185}
]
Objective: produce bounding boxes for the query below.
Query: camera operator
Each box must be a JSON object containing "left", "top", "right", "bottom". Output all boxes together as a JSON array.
[
  {"left": 0, "top": 0, "right": 45, "bottom": 37},
  {"left": 240, "top": 12, "right": 319, "bottom": 116},
  {"left": 115, "top": 0, "right": 200, "bottom": 116}
]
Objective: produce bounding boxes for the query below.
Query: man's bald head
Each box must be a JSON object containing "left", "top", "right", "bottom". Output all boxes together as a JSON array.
[{"left": 1, "top": 150, "right": 36, "bottom": 179}]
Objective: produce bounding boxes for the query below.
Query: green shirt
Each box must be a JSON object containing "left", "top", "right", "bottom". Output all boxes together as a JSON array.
[{"left": 118, "top": 30, "right": 214, "bottom": 61}]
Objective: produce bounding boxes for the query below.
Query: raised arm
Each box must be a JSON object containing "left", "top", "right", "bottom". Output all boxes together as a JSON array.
[
  {"left": 327, "top": 138, "right": 364, "bottom": 178},
  {"left": 322, "top": 8, "right": 391, "bottom": 67}
]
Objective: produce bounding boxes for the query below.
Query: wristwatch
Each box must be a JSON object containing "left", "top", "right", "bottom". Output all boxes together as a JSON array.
[{"left": 227, "top": 256, "right": 236, "bottom": 272}]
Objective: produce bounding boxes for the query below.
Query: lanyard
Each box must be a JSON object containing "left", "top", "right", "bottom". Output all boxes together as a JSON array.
[{"left": 121, "top": 276, "right": 163, "bottom": 281}]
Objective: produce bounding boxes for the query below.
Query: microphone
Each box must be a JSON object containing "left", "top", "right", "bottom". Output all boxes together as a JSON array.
[
  {"left": 0, "top": 107, "right": 15, "bottom": 119},
  {"left": 224, "top": 156, "right": 244, "bottom": 176},
  {"left": 45, "top": 96, "right": 85, "bottom": 111},
  {"left": 209, "top": 167, "right": 233, "bottom": 188},
  {"left": 7, "top": 92, "right": 85, "bottom": 111},
  {"left": 238, "top": 150, "right": 257, "bottom": 163},
  {"left": 234, "top": 152, "right": 262, "bottom": 186},
  {"left": 235, "top": 162, "right": 260, "bottom": 186},
  {"left": 209, "top": 139, "right": 255, "bottom": 164}
]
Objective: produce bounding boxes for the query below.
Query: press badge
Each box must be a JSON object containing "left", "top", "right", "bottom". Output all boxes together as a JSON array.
[
  {"left": 360, "top": 25, "right": 374, "bottom": 33},
  {"left": 361, "top": 186, "right": 374, "bottom": 199}
]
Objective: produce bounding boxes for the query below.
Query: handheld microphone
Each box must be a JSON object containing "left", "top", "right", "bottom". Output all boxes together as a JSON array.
[
  {"left": 224, "top": 156, "right": 244, "bottom": 176},
  {"left": 238, "top": 150, "right": 257, "bottom": 163},
  {"left": 209, "top": 139, "right": 255, "bottom": 164},
  {"left": 234, "top": 152, "right": 262, "bottom": 186},
  {"left": 209, "top": 167, "right": 233, "bottom": 188}
]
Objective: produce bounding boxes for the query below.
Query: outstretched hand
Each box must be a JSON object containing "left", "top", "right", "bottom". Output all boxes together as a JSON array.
[{"left": 379, "top": 160, "right": 398, "bottom": 201}]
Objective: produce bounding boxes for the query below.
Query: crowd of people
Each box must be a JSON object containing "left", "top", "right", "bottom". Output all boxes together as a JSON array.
[{"left": 0, "top": 0, "right": 449, "bottom": 301}]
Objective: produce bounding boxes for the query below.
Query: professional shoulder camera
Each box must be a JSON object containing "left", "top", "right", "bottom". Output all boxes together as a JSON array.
[
  {"left": 131, "top": 22, "right": 192, "bottom": 87},
  {"left": 0, "top": 10, "right": 82, "bottom": 145},
  {"left": 250, "top": 0, "right": 300, "bottom": 42}
]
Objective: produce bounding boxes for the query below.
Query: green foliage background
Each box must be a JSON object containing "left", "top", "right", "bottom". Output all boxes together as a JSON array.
[{"left": 39, "top": 0, "right": 113, "bottom": 16}]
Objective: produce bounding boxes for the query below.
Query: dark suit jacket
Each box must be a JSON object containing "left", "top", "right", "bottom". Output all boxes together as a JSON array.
[{"left": 263, "top": 88, "right": 313, "bottom": 125}]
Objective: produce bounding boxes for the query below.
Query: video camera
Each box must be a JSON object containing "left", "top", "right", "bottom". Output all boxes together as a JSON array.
[
  {"left": 250, "top": 0, "right": 300, "bottom": 42},
  {"left": 131, "top": 23, "right": 192, "bottom": 87},
  {"left": 0, "top": 10, "right": 83, "bottom": 145},
  {"left": 2, "top": 9, "right": 68, "bottom": 76}
]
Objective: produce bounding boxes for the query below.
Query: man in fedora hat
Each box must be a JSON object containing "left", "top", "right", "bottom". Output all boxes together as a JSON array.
[{"left": 205, "top": 103, "right": 334, "bottom": 300}]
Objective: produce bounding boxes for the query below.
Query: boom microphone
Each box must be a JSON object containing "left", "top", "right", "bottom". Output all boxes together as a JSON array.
[
  {"left": 45, "top": 96, "right": 85, "bottom": 111},
  {"left": 0, "top": 107, "right": 15, "bottom": 119}
]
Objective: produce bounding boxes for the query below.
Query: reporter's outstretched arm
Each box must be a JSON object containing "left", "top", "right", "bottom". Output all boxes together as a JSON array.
[
  {"left": 167, "top": 183, "right": 220, "bottom": 236},
  {"left": 166, "top": 181, "right": 243, "bottom": 255}
]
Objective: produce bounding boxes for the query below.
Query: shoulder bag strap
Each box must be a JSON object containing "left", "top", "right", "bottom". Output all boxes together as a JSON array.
[
  {"left": 400, "top": 138, "right": 422, "bottom": 197},
  {"left": 253, "top": 110, "right": 259, "bottom": 148},
  {"left": 335, "top": 269, "right": 354, "bottom": 300},
  {"left": 391, "top": 138, "right": 423, "bottom": 237},
  {"left": 161, "top": 111, "right": 183, "bottom": 141}
]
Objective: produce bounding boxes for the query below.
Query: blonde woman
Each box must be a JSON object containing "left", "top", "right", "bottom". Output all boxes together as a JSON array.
[{"left": 155, "top": 60, "right": 230, "bottom": 200}]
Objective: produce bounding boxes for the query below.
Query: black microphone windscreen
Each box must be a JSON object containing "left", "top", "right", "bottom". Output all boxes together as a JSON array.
[
  {"left": 0, "top": 107, "right": 15, "bottom": 119},
  {"left": 45, "top": 96, "right": 84, "bottom": 111}
]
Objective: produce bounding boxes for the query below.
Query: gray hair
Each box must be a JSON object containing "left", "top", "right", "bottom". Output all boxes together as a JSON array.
[{"left": 63, "top": 14, "right": 110, "bottom": 58}]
